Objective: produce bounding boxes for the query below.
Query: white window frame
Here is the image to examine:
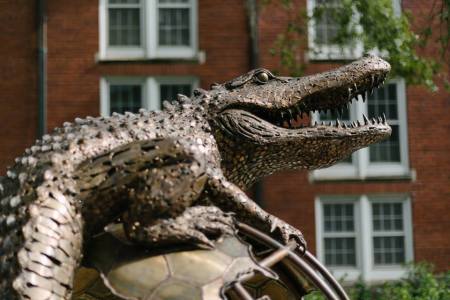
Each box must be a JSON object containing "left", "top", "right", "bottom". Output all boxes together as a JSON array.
[
  {"left": 99, "top": 0, "right": 198, "bottom": 60},
  {"left": 315, "top": 196, "right": 362, "bottom": 281},
  {"left": 311, "top": 78, "right": 410, "bottom": 180},
  {"left": 306, "top": 0, "right": 401, "bottom": 60},
  {"left": 100, "top": 76, "right": 198, "bottom": 116},
  {"left": 315, "top": 194, "right": 414, "bottom": 283}
]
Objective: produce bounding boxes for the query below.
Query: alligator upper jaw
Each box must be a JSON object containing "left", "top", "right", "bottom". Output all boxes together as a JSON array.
[{"left": 219, "top": 55, "right": 391, "bottom": 130}]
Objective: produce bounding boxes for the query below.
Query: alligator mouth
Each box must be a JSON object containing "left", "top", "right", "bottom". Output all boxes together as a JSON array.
[{"left": 225, "top": 72, "right": 389, "bottom": 131}]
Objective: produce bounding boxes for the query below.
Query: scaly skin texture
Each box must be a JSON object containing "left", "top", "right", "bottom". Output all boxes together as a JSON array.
[{"left": 0, "top": 55, "right": 391, "bottom": 299}]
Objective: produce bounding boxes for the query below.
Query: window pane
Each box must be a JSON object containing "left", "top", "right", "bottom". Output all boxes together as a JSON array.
[
  {"left": 368, "top": 82, "right": 401, "bottom": 163},
  {"left": 324, "top": 237, "right": 356, "bottom": 266},
  {"left": 370, "top": 125, "right": 400, "bottom": 162},
  {"left": 314, "top": 0, "right": 340, "bottom": 45},
  {"left": 110, "top": 84, "right": 142, "bottom": 114},
  {"left": 159, "top": 8, "right": 190, "bottom": 46},
  {"left": 109, "top": 7, "right": 141, "bottom": 46},
  {"left": 367, "top": 83, "right": 398, "bottom": 120},
  {"left": 160, "top": 84, "right": 192, "bottom": 104},
  {"left": 372, "top": 202, "right": 403, "bottom": 231},
  {"left": 323, "top": 203, "right": 354, "bottom": 232},
  {"left": 373, "top": 236, "right": 405, "bottom": 265}
]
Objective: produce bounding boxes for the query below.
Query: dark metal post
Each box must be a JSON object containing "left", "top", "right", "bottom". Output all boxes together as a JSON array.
[
  {"left": 245, "top": 0, "right": 260, "bottom": 68},
  {"left": 37, "top": 0, "right": 47, "bottom": 137},
  {"left": 245, "top": 0, "right": 264, "bottom": 206}
]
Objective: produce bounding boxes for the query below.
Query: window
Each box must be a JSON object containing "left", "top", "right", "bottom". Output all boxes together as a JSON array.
[
  {"left": 109, "top": 83, "right": 143, "bottom": 115},
  {"left": 311, "top": 79, "right": 410, "bottom": 180},
  {"left": 307, "top": 0, "right": 363, "bottom": 60},
  {"left": 99, "top": 0, "right": 198, "bottom": 60},
  {"left": 108, "top": 0, "right": 142, "bottom": 47},
  {"left": 100, "top": 76, "right": 198, "bottom": 116},
  {"left": 323, "top": 203, "right": 357, "bottom": 267},
  {"left": 307, "top": 0, "right": 400, "bottom": 60},
  {"left": 372, "top": 202, "right": 406, "bottom": 265},
  {"left": 315, "top": 195, "right": 413, "bottom": 282}
]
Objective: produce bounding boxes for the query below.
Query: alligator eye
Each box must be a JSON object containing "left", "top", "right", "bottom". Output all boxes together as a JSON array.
[{"left": 255, "top": 71, "right": 270, "bottom": 84}]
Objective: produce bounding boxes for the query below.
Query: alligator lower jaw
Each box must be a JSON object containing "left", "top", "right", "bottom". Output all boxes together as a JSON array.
[
  {"left": 229, "top": 96, "right": 388, "bottom": 133},
  {"left": 217, "top": 94, "right": 392, "bottom": 143},
  {"left": 217, "top": 108, "right": 391, "bottom": 146}
]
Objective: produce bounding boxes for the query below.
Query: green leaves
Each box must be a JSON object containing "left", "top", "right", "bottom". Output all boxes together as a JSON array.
[
  {"left": 303, "top": 263, "right": 450, "bottom": 300},
  {"left": 268, "top": 0, "right": 449, "bottom": 92}
]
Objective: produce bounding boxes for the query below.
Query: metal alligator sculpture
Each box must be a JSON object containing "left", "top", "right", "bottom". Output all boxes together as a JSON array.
[{"left": 0, "top": 54, "right": 391, "bottom": 299}]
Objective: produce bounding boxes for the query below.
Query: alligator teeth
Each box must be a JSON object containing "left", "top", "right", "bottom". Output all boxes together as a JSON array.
[
  {"left": 363, "top": 114, "right": 369, "bottom": 125},
  {"left": 374, "top": 75, "right": 379, "bottom": 84},
  {"left": 336, "top": 119, "right": 341, "bottom": 127},
  {"left": 382, "top": 113, "right": 386, "bottom": 123},
  {"left": 343, "top": 123, "right": 347, "bottom": 129},
  {"left": 371, "top": 117, "right": 377, "bottom": 124},
  {"left": 356, "top": 120, "right": 361, "bottom": 127},
  {"left": 287, "top": 118, "right": 293, "bottom": 128},
  {"left": 290, "top": 109, "right": 296, "bottom": 120}
]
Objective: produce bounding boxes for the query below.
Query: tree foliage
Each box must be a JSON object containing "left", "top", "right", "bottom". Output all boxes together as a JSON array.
[
  {"left": 304, "top": 263, "right": 450, "bottom": 300},
  {"left": 266, "top": 0, "right": 449, "bottom": 91}
]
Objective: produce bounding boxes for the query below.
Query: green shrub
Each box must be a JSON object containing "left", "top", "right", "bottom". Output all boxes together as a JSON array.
[{"left": 304, "top": 263, "right": 450, "bottom": 300}]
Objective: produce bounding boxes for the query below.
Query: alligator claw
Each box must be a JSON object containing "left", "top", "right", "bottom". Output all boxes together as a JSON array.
[{"left": 269, "top": 217, "right": 307, "bottom": 253}]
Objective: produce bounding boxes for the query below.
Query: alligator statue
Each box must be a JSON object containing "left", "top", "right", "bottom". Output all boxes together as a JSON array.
[{"left": 0, "top": 54, "right": 391, "bottom": 299}]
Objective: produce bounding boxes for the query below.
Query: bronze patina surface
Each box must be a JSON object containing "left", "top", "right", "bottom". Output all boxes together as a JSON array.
[
  {"left": 72, "top": 229, "right": 278, "bottom": 300},
  {"left": 0, "top": 55, "right": 391, "bottom": 299}
]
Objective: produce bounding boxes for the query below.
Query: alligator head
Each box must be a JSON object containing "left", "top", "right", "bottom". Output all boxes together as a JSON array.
[{"left": 203, "top": 55, "right": 392, "bottom": 187}]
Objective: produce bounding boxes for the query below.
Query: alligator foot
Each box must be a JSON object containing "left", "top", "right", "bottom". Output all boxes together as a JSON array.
[
  {"left": 206, "top": 174, "right": 307, "bottom": 252},
  {"left": 268, "top": 216, "right": 307, "bottom": 253},
  {"left": 125, "top": 206, "right": 236, "bottom": 249}
]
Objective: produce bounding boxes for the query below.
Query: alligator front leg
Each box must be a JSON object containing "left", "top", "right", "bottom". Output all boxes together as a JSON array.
[
  {"left": 109, "top": 139, "right": 236, "bottom": 249},
  {"left": 126, "top": 206, "right": 235, "bottom": 249},
  {"left": 205, "top": 173, "right": 307, "bottom": 251}
]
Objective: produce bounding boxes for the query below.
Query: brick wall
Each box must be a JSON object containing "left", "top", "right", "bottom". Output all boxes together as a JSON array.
[
  {"left": 0, "top": 1, "right": 38, "bottom": 171},
  {"left": 46, "top": 0, "right": 250, "bottom": 130}
]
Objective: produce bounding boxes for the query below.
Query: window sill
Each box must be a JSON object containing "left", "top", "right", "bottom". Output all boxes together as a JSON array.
[
  {"left": 306, "top": 45, "right": 363, "bottom": 61},
  {"left": 307, "top": 52, "right": 359, "bottom": 62},
  {"left": 96, "top": 50, "right": 206, "bottom": 64},
  {"left": 330, "top": 267, "right": 409, "bottom": 284},
  {"left": 309, "top": 169, "right": 416, "bottom": 183}
]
